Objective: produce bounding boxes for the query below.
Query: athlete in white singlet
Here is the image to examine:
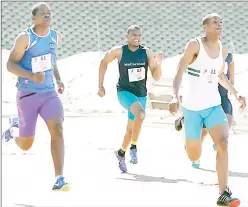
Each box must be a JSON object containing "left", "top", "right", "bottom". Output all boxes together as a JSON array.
[{"left": 169, "top": 13, "right": 246, "bottom": 206}]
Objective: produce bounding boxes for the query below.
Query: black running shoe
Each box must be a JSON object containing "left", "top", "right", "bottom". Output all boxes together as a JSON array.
[{"left": 217, "top": 187, "right": 240, "bottom": 207}]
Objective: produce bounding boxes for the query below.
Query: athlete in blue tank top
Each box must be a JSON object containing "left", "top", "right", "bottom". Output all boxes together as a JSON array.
[
  {"left": 97, "top": 25, "right": 163, "bottom": 172},
  {"left": 2, "top": 2, "right": 69, "bottom": 191}
]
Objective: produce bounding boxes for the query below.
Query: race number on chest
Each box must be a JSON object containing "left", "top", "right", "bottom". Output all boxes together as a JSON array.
[
  {"left": 128, "top": 67, "right": 145, "bottom": 82},
  {"left": 31, "top": 53, "right": 52, "bottom": 73},
  {"left": 204, "top": 68, "right": 217, "bottom": 83}
]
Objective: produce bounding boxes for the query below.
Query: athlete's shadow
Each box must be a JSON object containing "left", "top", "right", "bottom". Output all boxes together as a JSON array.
[
  {"left": 15, "top": 204, "right": 36, "bottom": 207},
  {"left": 198, "top": 168, "right": 248, "bottom": 178},
  {"left": 117, "top": 173, "right": 193, "bottom": 184}
]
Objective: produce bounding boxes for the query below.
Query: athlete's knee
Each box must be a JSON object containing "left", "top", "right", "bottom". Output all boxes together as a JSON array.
[
  {"left": 131, "top": 107, "right": 145, "bottom": 121},
  {"left": 51, "top": 123, "right": 63, "bottom": 140},
  {"left": 136, "top": 108, "right": 146, "bottom": 120},
  {"left": 185, "top": 140, "right": 202, "bottom": 161},
  {"left": 47, "top": 120, "right": 63, "bottom": 141},
  {"left": 215, "top": 136, "right": 228, "bottom": 153},
  {"left": 16, "top": 136, "right": 34, "bottom": 151},
  {"left": 130, "top": 103, "right": 146, "bottom": 120}
]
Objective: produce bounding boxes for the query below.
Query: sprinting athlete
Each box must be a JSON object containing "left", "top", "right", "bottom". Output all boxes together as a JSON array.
[
  {"left": 97, "top": 25, "right": 162, "bottom": 172},
  {"left": 2, "top": 2, "right": 69, "bottom": 191},
  {"left": 169, "top": 13, "right": 246, "bottom": 206}
]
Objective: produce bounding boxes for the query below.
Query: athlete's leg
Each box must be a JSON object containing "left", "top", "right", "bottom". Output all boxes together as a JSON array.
[
  {"left": 204, "top": 105, "right": 239, "bottom": 206},
  {"left": 191, "top": 126, "right": 208, "bottom": 168},
  {"left": 201, "top": 127, "right": 209, "bottom": 142},
  {"left": 129, "top": 96, "right": 146, "bottom": 145},
  {"left": 118, "top": 118, "right": 133, "bottom": 157},
  {"left": 117, "top": 90, "right": 146, "bottom": 146},
  {"left": 2, "top": 91, "right": 40, "bottom": 150},
  {"left": 115, "top": 91, "right": 139, "bottom": 172},
  {"left": 183, "top": 108, "right": 203, "bottom": 162},
  {"left": 114, "top": 118, "right": 133, "bottom": 172},
  {"left": 120, "top": 119, "right": 133, "bottom": 152},
  {"left": 39, "top": 91, "right": 69, "bottom": 191},
  {"left": 129, "top": 96, "right": 146, "bottom": 163},
  {"left": 212, "top": 96, "right": 233, "bottom": 150},
  {"left": 116, "top": 91, "right": 146, "bottom": 170}
]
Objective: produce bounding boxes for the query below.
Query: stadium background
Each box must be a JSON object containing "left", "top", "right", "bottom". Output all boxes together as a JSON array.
[
  {"left": 1, "top": 1, "right": 248, "bottom": 59},
  {"left": 1, "top": 1, "right": 248, "bottom": 115}
]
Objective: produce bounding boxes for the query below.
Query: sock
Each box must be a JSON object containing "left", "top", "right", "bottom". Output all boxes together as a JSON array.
[
  {"left": 10, "top": 126, "right": 19, "bottom": 138},
  {"left": 193, "top": 160, "right": 200, "bottom": 164},
  {"left": 118, "top": 148, "right": 126, "bottom": 157},
  {"left": 55, "top": 175, "right": 63, "bottom": 180},
  {"left": 130, "top": 141, "right": 137, "bottom": 149}
]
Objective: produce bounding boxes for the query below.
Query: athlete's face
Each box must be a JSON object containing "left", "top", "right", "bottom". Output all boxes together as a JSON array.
[
  {"left": 33, "top": 5, "right": 52, "bottom": 26},
  {"left": 127, "top": 29, "right": 142, "bottom": 47},
  {"left": 204, "top": 16, "right": 223, "bottom": 36}
]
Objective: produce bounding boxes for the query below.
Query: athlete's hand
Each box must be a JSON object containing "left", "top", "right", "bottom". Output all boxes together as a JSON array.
[
  {"left": 154, "top": 51, "right": 163, "bottom": 65},
  {"left": 57, "top": 81, "right": 65, "bottom": 94},
  {"left": 31, "top": 72, "right": 45, "bottom": 84},
  {"left": 169, "top": 96, "right": 179, "bottom": 115},
  {"left": 97, "top": 86, "right": 105, "bottom": 97},
  {"left": 237, "top": 95, "right": 246, "bottom": 109}
]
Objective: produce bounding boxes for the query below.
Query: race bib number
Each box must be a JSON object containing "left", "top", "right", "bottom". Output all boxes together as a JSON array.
[
  {"left": 206, "top": 69, "right": 217, "bottom": 83},
  {"left": 128, "top": 67, "right": 145, "bottom": 82},
  {"left": 31, "top": 53, "right": 52, "bottom": 73}
]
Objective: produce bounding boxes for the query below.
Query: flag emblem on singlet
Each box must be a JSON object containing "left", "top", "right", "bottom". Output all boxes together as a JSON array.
[{"left": 185, "top": 67, "right": 200, "bottom": 77}]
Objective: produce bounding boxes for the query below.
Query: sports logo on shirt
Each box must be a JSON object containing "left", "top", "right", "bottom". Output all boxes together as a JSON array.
[{"left": 49, "top": 42, "right": 55, "bottom": 49}]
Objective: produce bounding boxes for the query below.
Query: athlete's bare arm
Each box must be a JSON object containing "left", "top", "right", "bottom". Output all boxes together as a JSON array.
[
  {"left": 146, "top": 49, "right": 162, "bottom": 81},
  {"left": 218, "top": 47, "right": 238, "bottom": 96},
  {"left": 53, "top": 31, "right": 63, "bottom": 83},
  {"left": 228, "top": 54, "right": 235, "bottom": 85},
  {"left": 172, "top": 40, "right": 199, "bottom": 99},
  {"left": 98, "top": 46, "right": 122, "bottom": 87},
  {"left": 7, "top": 33, "right": 32, "bottom": 78},
  {"left": 7, "top": 32, "right": 44, "bottom": 83},
  {"left": 218, "top": 47, "right": 246, "bottom": 108}
]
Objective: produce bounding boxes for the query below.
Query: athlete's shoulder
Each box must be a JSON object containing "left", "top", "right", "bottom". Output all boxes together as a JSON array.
[
  {"left": 188, "top": 37, "right": 200, "bottom": 47},
  {"left": 50, "top": 28, "right": 61, "bottom": 35},
  {"left": 113, "top": 45, "right": 123, "bottom": 49},
  {"left": 184, "top": 38, "right": 200, "bottom": 53},
  {"left": 21, "top": 27, "right": 31, "bottom": 34},
  {"left": 143, "top": 46, "right": 153, "bottom": 59},
  {"left": 50, "top": 28, "right": 62, "bottom": 44},
  {"left": 103, "top": 45, "right": 122, "bottom": 59},
  {"left": 109, "top": 45, "right": 123, "bottom": 53},
  {"left": 142, "top": 45, "right": 151, "bottom": 56},
  {"left": 15, "top": 30, "right": 29, "bottom": 44}
]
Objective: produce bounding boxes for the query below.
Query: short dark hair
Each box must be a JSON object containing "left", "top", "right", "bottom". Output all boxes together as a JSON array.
[
  {"left": 202, "top": 13, "right": 221, "bottom": 25},
  {"left": 31, "top": 2, "right": 49, "bottom": 16},
  {"left": 127, "top": 25, "right": 142, "bottom": 34}
]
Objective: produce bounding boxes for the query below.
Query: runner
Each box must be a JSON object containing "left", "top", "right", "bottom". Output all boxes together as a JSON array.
[
  {"left": 175, "top": 51, "right": 236, "bottom": 168},
  {"left": 2, "top": 2, "right": 69, "bottom": 191},
  {"left": 169, "top": 13, "right": 246, "bottom": 206},
  {"left": 97, "top": 25, "right": 162, "bottom": 172}
]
